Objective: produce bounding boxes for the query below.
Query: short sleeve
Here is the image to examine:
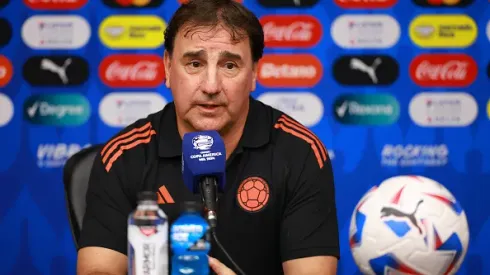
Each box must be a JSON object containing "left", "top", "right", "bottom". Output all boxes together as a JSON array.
[
  {"left": 78, "top": 151, "right": 134, "bottom": 255},
  {"left": 280, "top": 153, "right": 340, "bottom": 262}
]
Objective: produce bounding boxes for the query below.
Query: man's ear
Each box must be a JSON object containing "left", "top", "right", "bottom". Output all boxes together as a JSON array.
[
  {"left": 250, "top": 62, "right": 258, "bottom": 93},
  {"left": 163, "top": 50, "right": 171, "bottom": 88}
]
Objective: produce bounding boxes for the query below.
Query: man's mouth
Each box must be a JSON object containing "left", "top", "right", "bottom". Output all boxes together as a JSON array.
[{"left": 197, "top": 104, "right": 220, "bottom": 111}]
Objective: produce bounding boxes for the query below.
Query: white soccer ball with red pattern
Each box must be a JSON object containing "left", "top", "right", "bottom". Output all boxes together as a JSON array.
[{"left": 349, "top": 175, "right": 469, "bottom": 275}]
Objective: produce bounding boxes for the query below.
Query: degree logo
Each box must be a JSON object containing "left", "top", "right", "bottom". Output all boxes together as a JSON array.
[
  {"left": 409, "top": 15, "right": 477, "bottom": 48},
  {"left": 24, "top": 93, "right": 91, "bottom": 126},
  {"left": 333, "top": 94, "right": 400, "bottom": 125},
  {"left": 99, "top": 15, "right": 166, "bottom": 49}
]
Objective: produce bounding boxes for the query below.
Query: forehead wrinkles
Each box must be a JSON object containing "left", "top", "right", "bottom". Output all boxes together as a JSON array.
[{"left": 180, "top": 23, "right": 247, "bottom": 44}]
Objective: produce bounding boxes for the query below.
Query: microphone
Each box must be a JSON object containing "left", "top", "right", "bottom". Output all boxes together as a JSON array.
[
  {"left": 182, "top": 130, "right": 226, "bottom": 229},
  {"left": 181, "top": 130, "right": 248, "bottom": 275}
]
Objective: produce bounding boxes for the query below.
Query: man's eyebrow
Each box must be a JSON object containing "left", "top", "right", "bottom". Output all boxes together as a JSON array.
[
  {"left": 220, "top": 51, "right": 243, "bottom": 61},
  {"left": 182, "top": 50, "right": 206, "bottom": 59}
]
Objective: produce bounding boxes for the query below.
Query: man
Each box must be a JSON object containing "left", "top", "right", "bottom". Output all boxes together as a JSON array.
[{"left": 77, "top": 0, "right": 340, "bottom": 274}]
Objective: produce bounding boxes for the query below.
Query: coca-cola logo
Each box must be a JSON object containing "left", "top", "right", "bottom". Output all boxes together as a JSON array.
[
  {"left": 334, "top": 0, "right": 397, "bottom": 9},
  {"left": 260, "top": 15, "right": 322, "bottom": 48},
  {"left": 257, "top": 54, "right": 322, "bottom": 88},
  {"left": 0, "top": 55, "right": 12, "bottom": 87},
  {"left": 409, "top": 54, "right": 477, "bottom": 87},
  {"left": 23, "top": 0, "right": 88, "bottom": 10},
  {"left": 99, "top": 54, "right": 165, "bottom": 88}
]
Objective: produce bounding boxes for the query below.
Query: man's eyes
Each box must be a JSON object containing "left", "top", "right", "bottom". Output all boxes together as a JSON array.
[{"left": 224, "top": 63, "right": 237, "bottom": 70}]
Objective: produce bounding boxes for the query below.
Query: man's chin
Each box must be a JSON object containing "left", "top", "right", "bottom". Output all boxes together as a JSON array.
[{"left": 190, "top": 119, "right": 226, "bottom": 133}]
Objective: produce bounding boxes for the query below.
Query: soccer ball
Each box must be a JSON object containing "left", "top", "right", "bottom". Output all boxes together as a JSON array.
[{"left": 349, "top": 175, "right": 469, "bottom": 275}]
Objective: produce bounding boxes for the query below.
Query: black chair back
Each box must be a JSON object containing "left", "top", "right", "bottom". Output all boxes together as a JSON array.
[{"left": 63, "top": 144, "right": 102, "bottom": 248}]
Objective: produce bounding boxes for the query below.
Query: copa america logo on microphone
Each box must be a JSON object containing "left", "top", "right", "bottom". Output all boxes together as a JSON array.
[{"left": 192, "top": 135, "right": 214, "bottom": 150}]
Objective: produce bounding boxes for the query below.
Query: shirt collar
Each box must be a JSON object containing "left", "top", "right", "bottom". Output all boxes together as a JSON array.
[{"left": 158, "top": 96, "right": 271, "bottom": 158}]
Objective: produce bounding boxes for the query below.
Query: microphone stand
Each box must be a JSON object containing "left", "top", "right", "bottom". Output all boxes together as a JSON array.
[{"left": 199, "top": 177, "right": 247, "bottom": 275}]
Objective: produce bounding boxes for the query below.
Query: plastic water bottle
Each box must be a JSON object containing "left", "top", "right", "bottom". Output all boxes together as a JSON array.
[
  {"left": 128, "top": 191, "right": 169, "bottom": 275},
  {"left": 170, "top": 201, "right": 211, "bottom": 275}
]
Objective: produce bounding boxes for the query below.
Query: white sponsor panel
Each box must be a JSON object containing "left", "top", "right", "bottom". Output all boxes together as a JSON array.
[
  {"left": 331, "top": 15, "right": 400, "bottom": 49},
  {"left": 99, "top": 92, "right": 167, "bottom": 127},
  {"left": 487, "top": 20, "right": 490, "bottom": 42},
  {"left": 381, "top": 144, "right": 449, "bottom": 167},
  {"left": 0, "top": 93, "right": 13, "bottom": 127},
  {"left": 37, "top": 143, "right": 90, "bottom": 168},
  {"left": 409, "top": 92, "right": 477, "bottom": 127},
  {"left": 22, "top": 15, "right": 91, "bottom": 49},
  {"left": 257, "top": 92, "right": 324, "bottom": 127}
]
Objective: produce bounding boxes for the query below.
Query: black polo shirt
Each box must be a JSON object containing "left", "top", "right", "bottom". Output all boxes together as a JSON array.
[{"left": 79, "top": 96, "right": 340, "bottom": 275}]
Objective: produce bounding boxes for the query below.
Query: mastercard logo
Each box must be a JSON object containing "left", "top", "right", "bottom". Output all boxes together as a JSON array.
[
  {"left": 257, "top": 54, "right": 322, "bottom": 88},
  {"left": 178, "top": 0, "right": 241, "bottom": 3},
  {"left": 412, "top": 0, "right": 474, "bottom": 7},
  {"left": 409, "top": 15, "right": 477, "bottom": 48},
  {"left": 102, "top": 0, "right": 163, "bottom": 8}
]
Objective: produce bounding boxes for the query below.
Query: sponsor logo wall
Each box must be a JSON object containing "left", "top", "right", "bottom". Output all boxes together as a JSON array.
[{"left": 0, "top": 0, "right": 489, "bottom": 275}]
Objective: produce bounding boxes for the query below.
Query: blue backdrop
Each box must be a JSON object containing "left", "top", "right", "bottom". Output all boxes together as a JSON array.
[{"left": 0, "top": 0, "right": 489, "bottom": 274}]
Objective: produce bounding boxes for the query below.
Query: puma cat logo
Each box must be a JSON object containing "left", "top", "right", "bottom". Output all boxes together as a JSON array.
[{"left": 381, "top": 200, "right": 424, "bottom": 234}]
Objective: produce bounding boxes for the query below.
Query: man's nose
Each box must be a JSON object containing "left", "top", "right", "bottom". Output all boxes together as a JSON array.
[{"left": 201, "top": 66, "right": 221, "bottom": 95}]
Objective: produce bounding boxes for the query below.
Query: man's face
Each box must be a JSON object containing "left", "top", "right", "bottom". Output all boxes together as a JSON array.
[{"left": 164, "top": 25, "right": 257, "bottom": 134}]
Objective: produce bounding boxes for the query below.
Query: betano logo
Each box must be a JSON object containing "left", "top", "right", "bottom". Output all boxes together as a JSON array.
[
  {"left": 409, "top": 15, "right": 477, "bottom": 48},
  {"left": 257, "top": 92, "right": 324, "bottom": 127},
  {"left": 257, "top": 54, "right": 322, "bottom": 88},
  {"left": 333, "top": 94, "right": 399, "bottom": 125},
  {"left": 99, "top": 15, "right": 166, "bottom": 49},
  {"left": 24, "top": 93, "right": 90, "bottom": 126}
]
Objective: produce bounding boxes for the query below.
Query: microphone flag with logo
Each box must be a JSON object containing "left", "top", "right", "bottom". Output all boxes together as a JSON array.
[{"left": 182, "top": 130, "right": 226, "bottom": 194}]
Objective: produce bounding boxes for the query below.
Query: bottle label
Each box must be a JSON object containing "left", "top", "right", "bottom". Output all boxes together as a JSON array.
[
  {"left": 128, "top": 224, "right": 168, "bottom": 275},
  {"left": 170, "top": 222, "right": 211, "bottom": 255}
]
